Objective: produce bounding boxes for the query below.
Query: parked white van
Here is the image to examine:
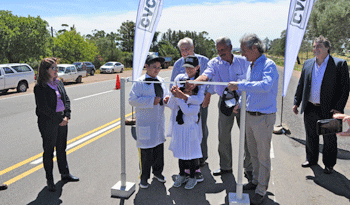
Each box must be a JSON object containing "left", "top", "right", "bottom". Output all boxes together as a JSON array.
[{"left": 0, "top": 63, "right": 35, "bottom": 93}]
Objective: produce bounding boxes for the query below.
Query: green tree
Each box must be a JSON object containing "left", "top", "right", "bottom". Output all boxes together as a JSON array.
[
  {"left": 54, "top": 29, "right": 97, "bottom": 63},
  {"left": 86, "top": 29, "right": 123, "bottom": 66},
  {"left": 307, "top": 0, "right": 350, "bottom": 53},
  {"left": 0, "top": 10, "right": 50, "bottom": 63},
  {"left": 159, "top": 29, "right": 216, "bottom": 59},
  {"left": 269, "top": 30, "right": 286, "bottom": 56},
  {"left": 117, "top": 20, "right": 135, "bottom": 52}
]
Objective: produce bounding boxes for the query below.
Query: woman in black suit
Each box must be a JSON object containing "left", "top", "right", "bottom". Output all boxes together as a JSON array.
[{"left": 34, "top": 57, "right": 79, "bottom": 192}]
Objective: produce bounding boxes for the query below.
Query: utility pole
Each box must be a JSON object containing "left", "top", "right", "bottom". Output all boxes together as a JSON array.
[{"left": 51, "top": 27, "right": 55, "bottom": 57}]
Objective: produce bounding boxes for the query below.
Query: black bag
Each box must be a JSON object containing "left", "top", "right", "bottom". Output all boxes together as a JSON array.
[
  {"left": 220, "top": 88, "right": 239, "bottom": 116},
  {"left": 316, "top": 118, "right": 342, "bottom": 135}
]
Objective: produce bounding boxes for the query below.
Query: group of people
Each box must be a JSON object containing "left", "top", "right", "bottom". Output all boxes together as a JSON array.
[
  {"left": 129, "top": 34, "right": 349, "bottom": 204},
  {"left": 1, "top": 33, "right": 347, "bottom": 205},
  {"left": 129, "top": 33, "right": 279, "bottom": 204}
]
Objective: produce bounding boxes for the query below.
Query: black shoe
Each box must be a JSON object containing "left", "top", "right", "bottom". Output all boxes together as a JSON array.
[
  {"left": 301, "top": 161, "right": 316, "bottom": 168},
  {"left": 244, "top": 171, "right": 253, "bottom": 182},
  {"left": 140, "top": 179, "right": 149, "bottom": 189},
  {"left": 195, "top": 172, "right": 204, "bottom": 182},
  {"left": 324, "top": 166, "right": 333, "bottom": 174},
  {"left": 61, "top": 174, "right": 79, "bottom": 182},
  {"left": 0, "top": 184, "right": 8, "bottom": 191},
  {"left": 213, "top": 169, "right": 232, "bottom": 176},
  {"left": 251, "top": 193, "right": 264, "bottom": 205},
  {"left": 153, "top": 174, "right": 166, "bottom": 183},
  {"left": 47, "top": 180, "right": 56, "bottom": 192},
  {"left": 243, "top": 181, "right": 257, "bottom": 190}
]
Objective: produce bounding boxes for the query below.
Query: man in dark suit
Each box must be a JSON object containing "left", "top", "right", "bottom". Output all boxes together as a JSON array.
[{"left": 293, "top": 36, "right": 349, "bottom": 174}]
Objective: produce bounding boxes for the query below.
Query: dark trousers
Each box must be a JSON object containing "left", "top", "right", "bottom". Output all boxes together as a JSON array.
[
  {"left": 38, "top": 114, "right": 69, "bottom": 181},
  {"left": 179, "top": 159, "right": 198, "bottom": 178},
  {"left": 200, "top": 106, "right": 209, "bottom": 162},
  {"left": 139, "top": 143, "right": 164, "bottom": 181},
  {"left": 304, "top": 102, "right": 337, "bottom": 167}
]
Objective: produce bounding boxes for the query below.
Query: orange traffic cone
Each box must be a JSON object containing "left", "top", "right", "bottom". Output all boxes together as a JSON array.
[{"left": 115, "top": 75, "right": 120, "bottom": 90}]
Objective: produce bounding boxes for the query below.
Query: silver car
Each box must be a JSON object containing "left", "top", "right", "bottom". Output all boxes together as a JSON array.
[{"left": 100, "top": 62, "right": 124, "bottom": 73}]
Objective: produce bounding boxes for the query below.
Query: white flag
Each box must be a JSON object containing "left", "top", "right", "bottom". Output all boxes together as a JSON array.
[
  {"left": 132, "top": 0, "right": 164, "bottom": 81},
  {"left": 282, "top": 0, "right": 316, "bottom": 97}
]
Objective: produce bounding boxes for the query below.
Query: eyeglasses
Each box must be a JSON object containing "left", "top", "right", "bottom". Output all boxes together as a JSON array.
[{"left": 50, "top": 66, "right": 58, "bottom": 71}]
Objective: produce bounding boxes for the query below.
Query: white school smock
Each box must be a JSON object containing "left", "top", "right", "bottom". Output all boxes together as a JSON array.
[
  {"left": 166, "top": 95, "right": 203, "bottom": 160},
  {"left": 129, "top": 74, "right": 169, "bottom": 149}
]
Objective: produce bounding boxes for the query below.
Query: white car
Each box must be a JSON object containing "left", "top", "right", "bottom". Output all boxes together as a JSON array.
[
  {"left": 0, "top": 63, "right": 35, "bottom": 93},
  {"left": 57, "top": 64, "right": 86, "bottom": 83},
  {"left": 100, "top": 62, "right": 124, "bottom": 73}
]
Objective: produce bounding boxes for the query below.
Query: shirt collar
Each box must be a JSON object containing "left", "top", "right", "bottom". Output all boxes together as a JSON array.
[
  {"left": 315, "top": 54, "right": 329, "bottom": 68},
  {"left": 253, "top": 54, "right": 266, "bottom": 66},
  {"left": 145, "top": 73, "right": 158, "bottom": 80}
]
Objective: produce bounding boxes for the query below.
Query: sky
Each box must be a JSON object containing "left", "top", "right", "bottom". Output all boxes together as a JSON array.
[{"left": 2, "top": 0, "right": 291, "bottom": 48}]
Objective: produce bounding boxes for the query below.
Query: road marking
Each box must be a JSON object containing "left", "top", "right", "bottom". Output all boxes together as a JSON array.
[
  {"left": 73, "top": 90, "right": 113, "bottom": 101},
  {"left": 30, "top": 121, "right": 121, "bottom": 164},
  {"left": 3, "top": 124, "right": 121, "bottom": 186},
  {"left": 270, "top": 141, "right": 275, "bottom": 158},
  {"left": 0, "top": 112, "right": 133, "bottom": 176}
]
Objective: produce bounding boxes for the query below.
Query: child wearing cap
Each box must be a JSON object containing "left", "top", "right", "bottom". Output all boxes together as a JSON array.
[
  {"left": 129, "top": 54, "right": 170, "bottom": 189},
  {"left": 167, "top": 55, "right": 204, "bottom": 189}
]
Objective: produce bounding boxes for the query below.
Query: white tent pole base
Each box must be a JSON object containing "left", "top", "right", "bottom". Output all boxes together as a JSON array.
[
  {"left": 229, "top": 193, "right": 250, "bottom": 205},
  {"left": 111, "top": 181, "right": 136, "bottom": 198}
]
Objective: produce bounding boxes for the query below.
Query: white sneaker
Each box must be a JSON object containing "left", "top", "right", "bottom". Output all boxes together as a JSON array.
[
  {"left": 184, "top": 178, "right": 197, "bottom": 189},
  {"left": 173, "top": 175, "right": 187, "bottom": 188}
]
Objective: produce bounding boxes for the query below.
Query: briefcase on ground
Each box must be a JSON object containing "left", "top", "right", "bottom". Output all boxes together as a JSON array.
[{"left": 316, "top": 119, "right": 342, "bottom": 135}]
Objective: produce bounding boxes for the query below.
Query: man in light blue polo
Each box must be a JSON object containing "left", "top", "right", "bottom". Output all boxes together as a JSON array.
[
  {"left": 228, "top": 33, "right": 279, "bottom": 205},
  {"left": 193, "top": 36, "right": 252, "bottom": 179}
]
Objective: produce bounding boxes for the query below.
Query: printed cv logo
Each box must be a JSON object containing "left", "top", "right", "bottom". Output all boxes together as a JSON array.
[
  {"left": 290, "top": 0, "right": 311, "bottom": 29},
  {"left": 138, "top": 0, "right": 161, "bottom": 32}
]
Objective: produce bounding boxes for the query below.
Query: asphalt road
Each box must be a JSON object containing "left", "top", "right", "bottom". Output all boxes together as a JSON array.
[{"left": 0, "top": 67, "right": 350, "bottom": 205}]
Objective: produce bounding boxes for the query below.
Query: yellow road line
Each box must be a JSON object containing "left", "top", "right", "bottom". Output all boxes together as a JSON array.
[
  {"left": 0, "top": 112, "right": 133, "bottom": 176},
  {"left": 3, "top": 125, "right": 121, "bottom": 185}
]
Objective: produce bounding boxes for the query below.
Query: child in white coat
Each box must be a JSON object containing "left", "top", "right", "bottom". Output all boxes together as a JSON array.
[
  {"left": 167, "top": 55, "right": 204, "bottom": 189},
  {"left": 129, "top": 54, "right": 170, "bottom": 189}
]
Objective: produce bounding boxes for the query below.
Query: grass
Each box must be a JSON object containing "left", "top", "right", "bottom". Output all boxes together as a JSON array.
[{"left": 266, "top": 52, "right": 350, "bottom": 72}]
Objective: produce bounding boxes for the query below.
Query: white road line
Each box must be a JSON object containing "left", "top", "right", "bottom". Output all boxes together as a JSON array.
[
  {"left": 270, "top": 141, "right": 275, "bottom": 158},
  {"left": 73, "top": 90, "right": 114, "bottom": 101},
  {"left": 30, "top": 121, "right": 121, "bottom": 165}
]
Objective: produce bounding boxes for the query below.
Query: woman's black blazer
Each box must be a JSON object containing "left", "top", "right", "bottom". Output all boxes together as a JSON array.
[{"left": 34, "top": 80, "right": 71, "bottom": 124}]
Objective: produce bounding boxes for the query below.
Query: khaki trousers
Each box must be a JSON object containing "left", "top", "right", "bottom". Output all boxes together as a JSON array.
[{"left": 246, "top": 113, "right": 276, "bottom": 196}]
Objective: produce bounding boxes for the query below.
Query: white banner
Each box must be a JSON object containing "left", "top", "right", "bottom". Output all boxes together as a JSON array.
[
  {"left": 132, "top": 0, "right": 164, "bottom": 81},
  {"left": 282, "top": 0, "right": 316, "bottom": 97}
]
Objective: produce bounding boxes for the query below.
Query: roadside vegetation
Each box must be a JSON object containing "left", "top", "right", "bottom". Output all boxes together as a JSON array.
[{"left": 0, "top": 0, "right": 349, "bottom": 73}]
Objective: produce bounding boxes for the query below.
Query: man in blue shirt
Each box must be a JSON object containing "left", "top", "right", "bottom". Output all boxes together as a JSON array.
[
  {"left": 193, "top": 37, "right": 252, "bottom": 180},
  {"left": 228, "top": 34, "right": 279, "bottom": 205}
]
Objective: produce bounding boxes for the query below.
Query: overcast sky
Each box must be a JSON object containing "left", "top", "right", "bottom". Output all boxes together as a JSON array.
[{"left": 3, "top": 0, "right": 290, "bottom": 48}]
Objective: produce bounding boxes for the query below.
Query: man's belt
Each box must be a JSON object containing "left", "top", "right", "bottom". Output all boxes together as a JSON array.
[
  {"left": 309, "top": 101, "right": 321, "bottom": 106},
  {"left": 247, "top": 111, "right": 271, "bottom": 116}
]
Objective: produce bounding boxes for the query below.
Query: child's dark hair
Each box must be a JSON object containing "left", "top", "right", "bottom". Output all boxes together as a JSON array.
[{"left": 177, "top": 85, "right": 201, "bottom": 124}]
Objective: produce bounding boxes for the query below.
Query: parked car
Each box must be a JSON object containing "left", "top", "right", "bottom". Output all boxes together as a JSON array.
[
  {"left": 57, "top": 64, "right": 86, "bottom": 83},
  {"left": 73, "top": 62, "right": 96, "bottom": 76},
  {"left": 100, "top": 62, "right": 124, "bottom": 73},
  {"left": 0, "top": 63, "right": 35, "bottom": 93}
]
